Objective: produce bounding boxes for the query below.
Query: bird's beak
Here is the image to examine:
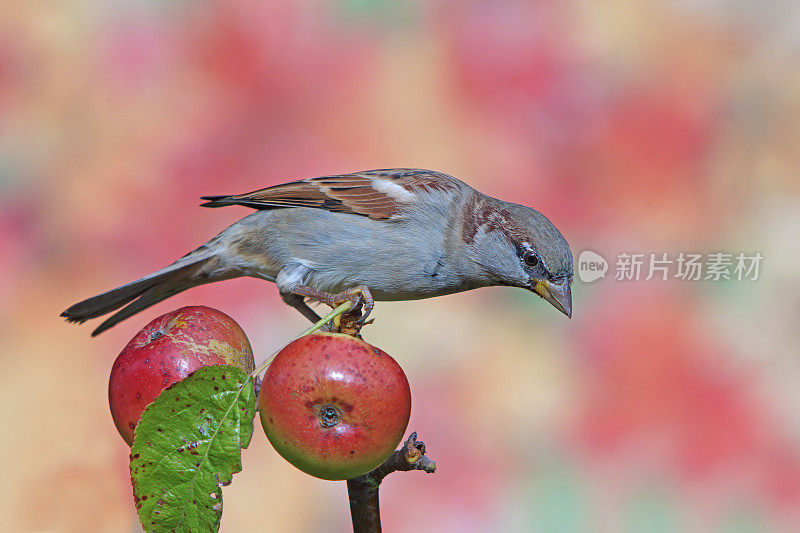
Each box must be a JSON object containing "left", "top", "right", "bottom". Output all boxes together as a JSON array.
[{"left": 532, "top": 279, "right": 572, "bottom": 318}]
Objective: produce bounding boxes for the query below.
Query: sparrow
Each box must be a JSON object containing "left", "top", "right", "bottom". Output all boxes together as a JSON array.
[{"left": 62, "top": 168, "right": 573, "bottom": 336}]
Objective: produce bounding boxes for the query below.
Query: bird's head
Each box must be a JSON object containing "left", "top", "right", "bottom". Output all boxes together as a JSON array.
[{"left": 462, "top": 198, "right": 574, "bottom": 317}]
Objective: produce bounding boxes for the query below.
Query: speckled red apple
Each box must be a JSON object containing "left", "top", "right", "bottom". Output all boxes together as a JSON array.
[
  {"left": 259, "top": 332, "right": 411, "bottom": 480},
  {"left": 109, "top": 306, "right": 255, "bottom": 445}
]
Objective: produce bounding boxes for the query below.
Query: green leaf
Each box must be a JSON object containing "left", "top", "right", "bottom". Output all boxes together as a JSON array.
[{"left": 130, "top": 365, "right": 256, "bottom": 533}]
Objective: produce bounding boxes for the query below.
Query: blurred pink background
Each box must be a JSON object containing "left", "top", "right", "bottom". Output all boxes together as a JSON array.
[{"left": 3, "top": 1, "right": 800, "bottom": 531}]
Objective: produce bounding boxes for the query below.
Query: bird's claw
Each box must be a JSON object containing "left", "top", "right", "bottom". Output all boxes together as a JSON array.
[
  {"left": 286, "top": 284, "right": 374, "bottom": 333},
  {"left": 335, "top": 285, "right": 374, "bottom": 330}
]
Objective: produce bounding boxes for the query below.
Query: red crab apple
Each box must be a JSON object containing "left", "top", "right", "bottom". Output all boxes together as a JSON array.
[
  {"left": 259, "top": 332, "right": 411, "bottom": 480},
  {"left": 109, "top": 306, "right": 255, "bottom": 445}
]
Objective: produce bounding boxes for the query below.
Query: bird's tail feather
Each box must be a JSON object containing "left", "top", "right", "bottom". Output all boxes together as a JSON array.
[
  {"left": 61, "top": 250, "right": 227, "bottom": 336},
  {"left": 199, "top": 195, "right": 231, "bottom": 207}
]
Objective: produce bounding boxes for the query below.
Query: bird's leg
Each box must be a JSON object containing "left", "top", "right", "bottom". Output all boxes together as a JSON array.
[
  {"left": 280, "top": 292, "right": 323, "bottom": 323},
  {"left": 289, "top": 284, "right": 374, "bottom": 326}
]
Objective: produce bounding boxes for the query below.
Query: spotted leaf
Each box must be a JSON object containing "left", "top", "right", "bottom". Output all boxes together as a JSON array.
[{"left": 130, "top": 365, "right": 256, "bottom": 533}]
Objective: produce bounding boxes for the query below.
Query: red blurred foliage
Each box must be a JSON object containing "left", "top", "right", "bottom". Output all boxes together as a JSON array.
[
  {"left": 167, "top": 0, "right": 376, "bottom": 194},
  {"left": 573, "top": 284, "right": 800, "bottom": 512},
  {"left": 381, "top": 378, "right": 513, "bottom": 530},
  {"left": 438, "top": 0, "right": 729, "bottom": 242}
]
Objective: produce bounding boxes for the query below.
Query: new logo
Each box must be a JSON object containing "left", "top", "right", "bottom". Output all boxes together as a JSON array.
[{"left": 578, "top": 250, "right": 608, "bottom": 283}]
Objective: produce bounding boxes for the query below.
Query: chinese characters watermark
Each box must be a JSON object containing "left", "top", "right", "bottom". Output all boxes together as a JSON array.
[{"left": 577, "top": 250, "right": 762, "bottom": 283}]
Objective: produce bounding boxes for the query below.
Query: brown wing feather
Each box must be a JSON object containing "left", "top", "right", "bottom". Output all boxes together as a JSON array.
[{"left": 200, "top": 168, "right": 462, "bottom": 220}]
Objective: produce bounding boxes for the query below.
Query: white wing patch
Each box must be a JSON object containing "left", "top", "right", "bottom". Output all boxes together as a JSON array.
[{"left": 370, "top": 178, "right": 416, "bottom": 202}]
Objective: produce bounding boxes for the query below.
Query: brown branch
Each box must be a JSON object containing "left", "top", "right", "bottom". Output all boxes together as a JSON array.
[{"left": 346, "top": 432, "right": 436, "bottom": 532}]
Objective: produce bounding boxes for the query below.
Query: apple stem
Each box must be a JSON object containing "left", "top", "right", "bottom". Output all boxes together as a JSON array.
[
  {"left": 248, "top": 301, "right": 354, "bottom": 379},
  {"left": 346, "top": 432, "right": 436, "bottom": 533}
]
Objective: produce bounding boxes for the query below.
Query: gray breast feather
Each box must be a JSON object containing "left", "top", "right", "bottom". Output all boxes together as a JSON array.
[{"left": 222, "top": 207, "right": 475, "bottom": 300}]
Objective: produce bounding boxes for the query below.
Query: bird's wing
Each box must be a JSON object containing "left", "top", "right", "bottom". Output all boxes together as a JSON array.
[{"left": 200, "top": 168, "right": 463, "bottom": 220}]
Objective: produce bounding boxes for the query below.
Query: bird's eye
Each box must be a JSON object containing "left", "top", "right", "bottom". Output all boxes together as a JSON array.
[{"left": 522, "top": 250, "right": 539, "bottom": 267}]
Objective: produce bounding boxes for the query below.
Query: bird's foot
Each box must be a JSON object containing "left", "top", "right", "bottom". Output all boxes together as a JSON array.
[
  {"left": 287, "top": 284, "right": 374, "bottom": 334},
  {"left": 333, "top": 285, "right": 374, "bottom": 324},
  {"left": 331, "top": 285, "right": 374, "bottom": 334}
]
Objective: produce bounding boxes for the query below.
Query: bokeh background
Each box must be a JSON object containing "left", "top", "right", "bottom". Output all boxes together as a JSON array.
[{"left": 2, "top": 0, "right": 800, "bottom": 531}]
